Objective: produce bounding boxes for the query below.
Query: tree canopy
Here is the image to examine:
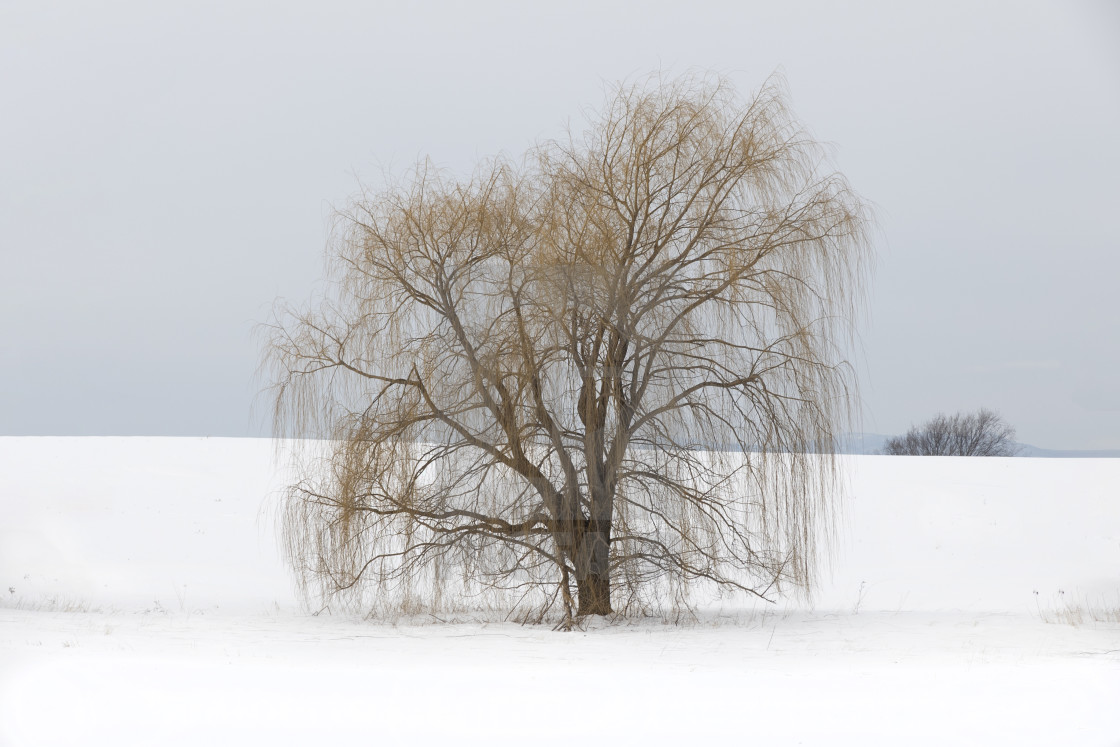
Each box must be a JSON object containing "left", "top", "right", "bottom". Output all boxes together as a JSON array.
[
  {"left": 883, "top": 409, "right": 1017, "bottom": 457},
  {"left": 263, "top": 74, "right": 872, "bottom": 621}
]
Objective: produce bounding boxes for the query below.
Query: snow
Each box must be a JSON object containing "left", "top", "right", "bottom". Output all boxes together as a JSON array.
[{"left": 2, "top": 437, "right": 1118, "bottom": 745}]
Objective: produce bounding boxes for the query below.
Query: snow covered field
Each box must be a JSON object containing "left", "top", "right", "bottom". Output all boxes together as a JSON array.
[{"left": 2, "top": 438, "right": 1118, "bottom": 745}]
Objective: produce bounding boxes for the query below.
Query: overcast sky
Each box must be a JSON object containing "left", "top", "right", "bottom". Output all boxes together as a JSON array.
[{"left": 2, "top": 0, "right": 1118, "bottom": 449}]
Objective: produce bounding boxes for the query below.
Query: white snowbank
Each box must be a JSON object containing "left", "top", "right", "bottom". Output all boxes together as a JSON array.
[
  {"left": 1, "top": 438, "right": 1118, "bottom": 746},
  {"left": 1, "top": 437, "right": 293, "bottom": 615},
  {"left": 2, "top": 438, "right": 1116, "bottom": 615},
  {"left": 824, "top": 455, "right": 1120, "bottom": 615}
]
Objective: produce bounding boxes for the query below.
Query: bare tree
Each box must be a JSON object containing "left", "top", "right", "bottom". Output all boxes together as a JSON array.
[
  {"left": 262, "top": 74, "right": 871, "bottom": 621},
  {"left": 882, "top": 409, "right": 1018, "bottom": 456}
]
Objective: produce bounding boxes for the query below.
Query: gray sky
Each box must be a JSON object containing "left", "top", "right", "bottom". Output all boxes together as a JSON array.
[{"left": 2, "top": 0, "right": 1118, "bottom": 449}]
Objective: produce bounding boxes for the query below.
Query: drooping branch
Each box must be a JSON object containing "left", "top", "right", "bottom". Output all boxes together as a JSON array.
[{"left": 262, "top": 72, "right": 871, "bottom": 619}]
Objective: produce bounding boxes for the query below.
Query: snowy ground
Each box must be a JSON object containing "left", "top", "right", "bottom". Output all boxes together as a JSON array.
[{"left": 2, "top": 438, "right": 1119, "bottom": 745}]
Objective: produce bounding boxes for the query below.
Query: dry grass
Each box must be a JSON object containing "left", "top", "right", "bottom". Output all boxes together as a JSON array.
[
  {"left": 1, "top": 594, "right": 105, "bottom": 614},
  {"left": 1035, "top": 590, "right": 1120, "bottom": 626}
]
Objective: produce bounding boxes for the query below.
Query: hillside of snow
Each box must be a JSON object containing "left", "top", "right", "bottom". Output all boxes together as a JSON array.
[
  {"left": 3, "top": 437, "right": 1116, "bottom": 616},
  {"left": 1, "top": 438, "right": 1118, "bottom": 745}
]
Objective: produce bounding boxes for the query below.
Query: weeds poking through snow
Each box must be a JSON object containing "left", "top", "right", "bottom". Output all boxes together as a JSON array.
[{"left": 1034, "top": 589, "right": 1120, "bottom": 626}]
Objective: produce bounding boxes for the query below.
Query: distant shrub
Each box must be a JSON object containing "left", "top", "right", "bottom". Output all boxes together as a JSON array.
[{"left": 882, "top": 408, "right": 1017, "bottom": 456}]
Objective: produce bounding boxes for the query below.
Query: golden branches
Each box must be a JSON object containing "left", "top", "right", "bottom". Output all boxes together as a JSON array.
[{"left": 262, "top": 73, "right": 871, "bottom": 619}]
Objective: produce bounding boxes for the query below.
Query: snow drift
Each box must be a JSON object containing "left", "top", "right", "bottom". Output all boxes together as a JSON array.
[
  {"left": 2, "top": 438, "right": 1119, "bottom": 747},
  {"left": 2, "top": 437, "right": 1116, "bottom": 617}
]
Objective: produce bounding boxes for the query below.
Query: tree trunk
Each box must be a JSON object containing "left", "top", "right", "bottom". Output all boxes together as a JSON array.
[
  {"left": 573, "top": 520, "right": 612, "bottom": 616},
  {"left": 575, "top": 572, "right": 612, "bottom": 616}
]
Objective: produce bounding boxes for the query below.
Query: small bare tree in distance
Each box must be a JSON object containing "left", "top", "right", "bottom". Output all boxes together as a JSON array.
[
  {"left": 262, "top": 73, "right": 872, "bottom": 622},
  {"left": 882, "top": 409, "right": 1018, "bottom": 456}
]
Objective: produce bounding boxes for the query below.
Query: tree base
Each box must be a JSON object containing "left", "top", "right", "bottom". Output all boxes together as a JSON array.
[{"left": 575, "top": 575, "right": 612, "bottom": 616}]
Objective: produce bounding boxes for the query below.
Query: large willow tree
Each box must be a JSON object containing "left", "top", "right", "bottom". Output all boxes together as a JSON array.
[{"left": 263, "top": 75, "right": 871, "bottom": 621}]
